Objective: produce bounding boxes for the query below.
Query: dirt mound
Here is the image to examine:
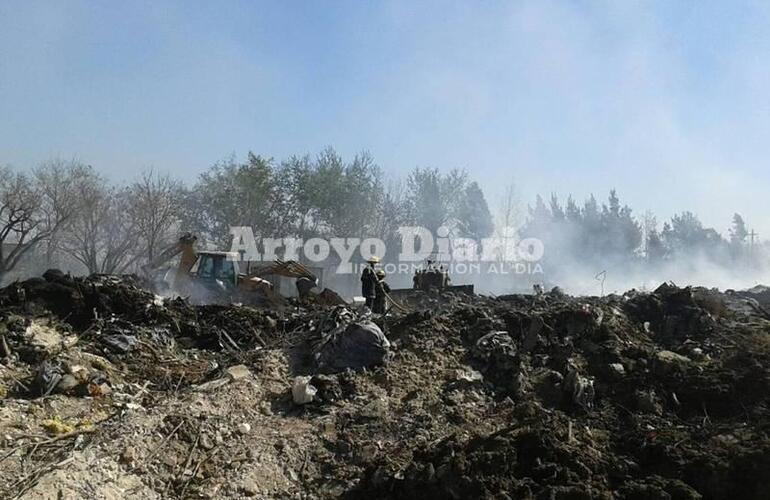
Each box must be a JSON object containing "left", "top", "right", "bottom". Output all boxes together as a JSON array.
[{"left": 2, "top": 273, "right": 770, "bottom": 498}]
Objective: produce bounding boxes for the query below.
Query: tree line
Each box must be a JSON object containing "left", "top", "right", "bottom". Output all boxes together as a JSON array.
[
  {"left": 0, "top": 150, "right": 763, "bottom": 285},
  {"left": 0, "top": 149, "right": 495, "bottom": 281},
  {"left": 520, "top": 190, "right": 763, "bottom": 276}
]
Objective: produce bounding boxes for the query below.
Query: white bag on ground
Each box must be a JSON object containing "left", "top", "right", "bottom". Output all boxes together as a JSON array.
[{"left": 292, "top": 376, "right": 317, "bottom": 404}]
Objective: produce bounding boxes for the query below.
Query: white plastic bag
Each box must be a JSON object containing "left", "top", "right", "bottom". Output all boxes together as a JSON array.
[{"left": 292, "top": 376, "right": 317, "bottom": 405}]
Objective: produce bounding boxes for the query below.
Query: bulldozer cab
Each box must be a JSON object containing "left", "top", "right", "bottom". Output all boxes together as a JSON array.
[{"left": 190, "top": 251, "right": 240, "bottom": 288}]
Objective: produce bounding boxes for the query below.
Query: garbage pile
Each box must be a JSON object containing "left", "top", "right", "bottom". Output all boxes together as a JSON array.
[
  {"left": 310, "top": 306, "right": 390, "bottom": 374},
  {"left": 1, "top": 273, "right": 769, "bottom": 499}
]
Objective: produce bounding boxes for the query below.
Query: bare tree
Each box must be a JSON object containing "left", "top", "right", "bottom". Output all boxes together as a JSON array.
[
  {"left": 495, "top": 182, "right": 521, "bottom": 232},
  {"left": 128, "top": 170, "right": 183, "bottom": 264},
  {"left": 372, "top": 177, "right": 410, "bottom": 251},
  {"left": 640, "top": 210, "right": 658, "bottom": 260},
  {"left": 59, "top": 168, "right": 140, "bottom": 274},
  {"left": 0, "top": 160, "right": 84, "bottom": 282}
]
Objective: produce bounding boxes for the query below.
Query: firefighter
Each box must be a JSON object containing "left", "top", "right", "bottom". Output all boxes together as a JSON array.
[
  {"left": 373, "top": 268, "right": 390, "bottom": 314},
  {"left": 295, "top": 275, "right": 317, "bottom": 302},
  {"left": 361, "top": 256, "right": 379, "bottom": 309}
]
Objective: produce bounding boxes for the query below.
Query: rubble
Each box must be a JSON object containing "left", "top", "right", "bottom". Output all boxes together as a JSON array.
[
  {"left": 225, "top": 364, "right": 251, "bottom": 382},
  {"left": 653, "top": 349, "right": 692, "bottom": 375},
  {"left": 1, "top": 272, "right": 770, "bottom": 498}
]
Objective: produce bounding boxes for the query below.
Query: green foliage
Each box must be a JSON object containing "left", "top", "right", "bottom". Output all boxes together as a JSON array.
[
  {"left": 661, "top": 211, "right": 727, "bottom": 259},
  {"left": 183, "top": 147, "right": 383, "bottom": 246},
  {"left": 521, "top": 190, "right": 747, "bottom": 271},
  {"left": 729, "top": 213, "right": 748, "bottom": 245},
  {"left": 521, "top": 190, "right": 642, "bottom": 265},
  {"left": 456, "top": 182, "right": 495, "bottom": 241},
  {"left": 182, "top": 154, "right": 282, "bottom": 246}
]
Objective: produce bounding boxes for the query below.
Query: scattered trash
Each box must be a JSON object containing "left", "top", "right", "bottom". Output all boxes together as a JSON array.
[
  {"left": 608, "top": 362, "right": 625, "bottom": 377},
  {"left": 473, "top": 331, "right": 518, "bottom": 372},
  {"left": 99, "top": 333, "right": 138, "bottom": 354},
  {"left": 25, "top": 320, "right": 66, "bottom": 354},
  {"left": 563, "top": 362, "right": 595, "bottom": 408},
  {"left": 450, "top": 368, "right": 484, "bottom": 383},
  {"left": 225, "top": 364, "right": 251, "bottom": 381},
  {"left": 313, "top": 309, "right": 391, "bottom": 373},
  {"left": 1, "top": 273, "right": 769, "bottom": 499},
  {"left": 34, "top": 360, "right": 63, "bottom": 396},
  {"left": 292, "top": 376, "right": 317, "bottom": 404}
]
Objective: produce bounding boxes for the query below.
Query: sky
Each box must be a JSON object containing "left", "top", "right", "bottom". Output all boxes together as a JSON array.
[{"left": 1, "top": 0, "right": 769, "bottom": 237}]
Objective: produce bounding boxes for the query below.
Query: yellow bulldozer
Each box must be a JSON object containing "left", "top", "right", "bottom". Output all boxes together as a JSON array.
[{"left": 142, "top": 233, "right": 330, "bottom": 305}]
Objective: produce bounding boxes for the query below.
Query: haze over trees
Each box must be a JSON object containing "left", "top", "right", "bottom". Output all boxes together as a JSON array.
[
  {"left": 0, "top": 160, "right": 87, "bottom": 280},
  {"left": 518, "top": 189, "right": 764, "bottom": 291},
  {"left": 0, "top": 150, "right": 496, "bottom": 282},
  {"left": 0, "top": 150, "right": 765, "bottom": 291}
]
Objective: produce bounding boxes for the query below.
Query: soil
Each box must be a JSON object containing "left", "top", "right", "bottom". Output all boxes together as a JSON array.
[{"left": 1, "top": 273, "right": 769, "bottom": 499}]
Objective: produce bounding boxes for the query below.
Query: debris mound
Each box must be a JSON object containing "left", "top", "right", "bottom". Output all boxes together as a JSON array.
[{"left": 1, "top": 274, "right": 770, "bottom": 499}]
